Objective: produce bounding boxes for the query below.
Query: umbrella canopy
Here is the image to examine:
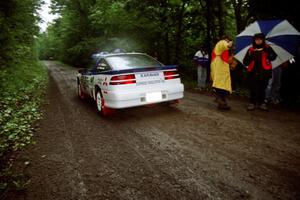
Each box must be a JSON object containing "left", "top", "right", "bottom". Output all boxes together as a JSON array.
[{"left": 235, "top": 20, "right": 300, "bottom": 68}]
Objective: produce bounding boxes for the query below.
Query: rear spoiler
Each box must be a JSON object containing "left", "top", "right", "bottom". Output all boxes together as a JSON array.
[{"left": 97, "top": 65, "right": 178, "bottom": 75}]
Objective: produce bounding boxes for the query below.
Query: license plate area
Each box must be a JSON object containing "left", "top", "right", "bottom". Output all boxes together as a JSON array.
[
  {"left": 136, "top": 71, "right": 164, "bottom": 86},
  {"left": 145, "top": 92, "right": 162, "bottom": 102}
]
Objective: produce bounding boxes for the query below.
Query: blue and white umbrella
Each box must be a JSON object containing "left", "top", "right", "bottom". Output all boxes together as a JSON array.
[{"left": 235, "top": 20, "right": 300, "bottom": 68}]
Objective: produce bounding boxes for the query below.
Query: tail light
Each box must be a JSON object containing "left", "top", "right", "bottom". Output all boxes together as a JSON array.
[
  {"left": 164, "top": 70, "right": 180, "bottom": 80},
  {"left": 110, "top": 74, "right": 136, "bottom": 85}
]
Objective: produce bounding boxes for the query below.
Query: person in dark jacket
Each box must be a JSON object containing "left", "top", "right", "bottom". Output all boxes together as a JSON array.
[{"left": 243, "top": 33, "right": 277, "bottom": 111}]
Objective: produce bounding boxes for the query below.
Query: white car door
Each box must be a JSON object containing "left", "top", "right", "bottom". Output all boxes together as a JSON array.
[
  {"left": 93, "top": 59, "right": 111, "bottom": 95},
  {"left": 80, "top": 66, "right": 94, "bottom": 98},
  {"left": 80, "top": 69, "right": 91, "bottom": 96}
]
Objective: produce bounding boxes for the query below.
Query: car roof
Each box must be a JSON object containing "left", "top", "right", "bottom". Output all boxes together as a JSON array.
[
  {"left": 97, "top": 52, "right": 164, "bottom": 67},
  {"left": 101, "top": 52, "right": 149, "bottom": 58}
]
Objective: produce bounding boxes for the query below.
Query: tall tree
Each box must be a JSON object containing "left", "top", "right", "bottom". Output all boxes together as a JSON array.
[
  {"left": 248, "top": 0, "right": 300, "bottom": 30},
  {"left": 40, "top": 0, "right": 239, "bottom": 72},
  {"left": 0, "top": 0, "right": 40, "bottom": 67},
  {"left": 216, "top": 0, "right": 225, "bottom": 37},
  {"left": 230, "top": 0, "right": 251, "bottom": 33},
  {"left": 173, "top": 0, "right": 190, "bottom": 63}
]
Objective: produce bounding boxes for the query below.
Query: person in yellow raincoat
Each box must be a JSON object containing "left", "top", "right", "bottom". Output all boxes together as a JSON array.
[{"left": 210, "top": 36, "right": 233, "bottom": 110}]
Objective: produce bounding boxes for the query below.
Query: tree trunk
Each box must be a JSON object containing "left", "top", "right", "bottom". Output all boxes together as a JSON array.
[
  {"left": 159, "top": 2, "right": 171, "bottom": 64},
  {"left": 174, "top": 1, "right": 188, "bottom": 64},
  {"left": 205, "top": 0, "right": 212, "bottom": 56},
  {"left": 217, "top": 0, "right": 224, "bottom": 37},
  {"left": 164, "top": 32, "right": 171, "bottom": 64},
  {"left": 231, "top": 0, "right": 248, "bottom": 33},
  {"left": 205, "top": 0, "right": 213, "bottom": 82}
]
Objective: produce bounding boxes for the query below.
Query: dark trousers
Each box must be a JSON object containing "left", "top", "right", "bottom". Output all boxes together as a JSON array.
[
  {"left": 214, "top": 88, "right": 229, "bottom": 102},
  {"left": 248, "top": 74, "right": 269, "bottom": 105}
]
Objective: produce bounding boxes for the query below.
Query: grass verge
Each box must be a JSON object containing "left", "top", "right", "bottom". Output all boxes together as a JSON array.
[{"left": 0, "top": 61, "right": 48, "bottom": 193}]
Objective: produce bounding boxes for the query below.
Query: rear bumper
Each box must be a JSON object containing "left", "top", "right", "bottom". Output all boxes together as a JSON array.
[{"left": 103, "top": 84, "right": 184, "bottom": 109}]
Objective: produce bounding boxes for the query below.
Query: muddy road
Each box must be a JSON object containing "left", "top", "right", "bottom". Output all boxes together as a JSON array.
[{"left": 4, "top": 61, "right": 300, "bottom": 200}]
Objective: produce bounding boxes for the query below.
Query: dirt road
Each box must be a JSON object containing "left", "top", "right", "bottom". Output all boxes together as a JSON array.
[{"left": 4, "top": 61, "right": 300, "bottom": 200}]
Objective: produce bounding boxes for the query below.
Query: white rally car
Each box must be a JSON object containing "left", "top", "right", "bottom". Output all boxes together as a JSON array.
[{"left": 77, "top": 53, "right": 184, "bottom": 116}]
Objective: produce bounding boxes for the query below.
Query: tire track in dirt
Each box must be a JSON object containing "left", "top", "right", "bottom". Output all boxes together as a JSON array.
[
  {"left": 46, "top": 61, "right": 300, "bottom": 200},
  {"left": 47, "top": 62, "right": 210, "bottom": 199}
]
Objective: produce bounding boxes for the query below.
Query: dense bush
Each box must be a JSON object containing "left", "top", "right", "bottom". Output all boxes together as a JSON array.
[
  {"left": 0, "top": 62, "right": 47, "bottom": 157},
  {"left": 0, "top": 61, "right": 47, "bottom": 191},
  {"left": 38, "top": 0, "right": 238, "bottom": 68},
  {"left": 38, "top": 0, "right": 300, "bottom": 82},
  {"left": 0, "top": 0, "right": 48, "bottom": 192}
]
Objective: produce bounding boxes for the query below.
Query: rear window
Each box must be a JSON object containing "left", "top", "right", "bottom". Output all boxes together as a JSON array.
[{"left": 105, "top": 54, "right": 163, "bottom": 70}]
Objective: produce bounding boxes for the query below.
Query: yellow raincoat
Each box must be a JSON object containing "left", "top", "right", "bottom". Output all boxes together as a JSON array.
[{"left": 210, "top": 40, "right": 232, "bottom": 93}]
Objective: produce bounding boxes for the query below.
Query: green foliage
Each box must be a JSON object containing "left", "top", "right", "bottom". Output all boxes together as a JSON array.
[
  {"left": 0, "top": 61, "right": 47, "bottom": 193},
  {"left": 39, "top": 0, "right": 241, "bottom": 68},
  {"left": 38, "top": 0, "right": 299, "bottom": 82},
  {"left": 0, "top": 165, "right": 31, "bottom": 192},
  {"left": 0, "top": 61, "right": 47, "bottom": 156},
  {"left": 248, "top": 0, "right": 300, "bottom": 30},
  {"left": 0, "top": 0, "right": 46, "bottom": 194},
  {"left": 0, "top": 0, "right": 41, "bottom": 67}
]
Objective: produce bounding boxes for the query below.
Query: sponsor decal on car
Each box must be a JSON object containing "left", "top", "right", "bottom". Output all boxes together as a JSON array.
[{"left": 140, "top": 72, "right": 160, "bottom": 78}]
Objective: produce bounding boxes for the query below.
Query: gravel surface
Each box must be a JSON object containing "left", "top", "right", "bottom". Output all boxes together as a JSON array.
[{"left": 3, "top": 61, "right": 300, "bottom": 200}]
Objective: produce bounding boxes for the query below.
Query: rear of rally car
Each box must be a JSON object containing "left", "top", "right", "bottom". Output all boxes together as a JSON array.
[{"left": 102, "top": 54, "right": 184, "bottom": 109}]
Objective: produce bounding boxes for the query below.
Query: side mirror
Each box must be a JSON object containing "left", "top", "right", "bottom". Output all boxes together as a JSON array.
[{"left": 78, "top": 68, "right": 87, "bottom": 74}]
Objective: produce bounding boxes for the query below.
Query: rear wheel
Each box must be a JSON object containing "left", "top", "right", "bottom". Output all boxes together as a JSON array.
[{"left": 96, "top": 90, "right": 112, "bottom": 116}]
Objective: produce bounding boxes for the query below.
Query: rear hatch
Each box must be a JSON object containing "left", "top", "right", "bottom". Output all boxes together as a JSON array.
[
  {"left": 108, "top": 66, "right": 179, "bottom": 87},
  {"left": 106, "top": 54, "right": 180, "bottom": 87}
]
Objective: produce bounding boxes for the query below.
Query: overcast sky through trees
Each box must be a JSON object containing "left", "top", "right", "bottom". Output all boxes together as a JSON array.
[{"left": 38, "top": 0, "right": 57, "bottom": 32}]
